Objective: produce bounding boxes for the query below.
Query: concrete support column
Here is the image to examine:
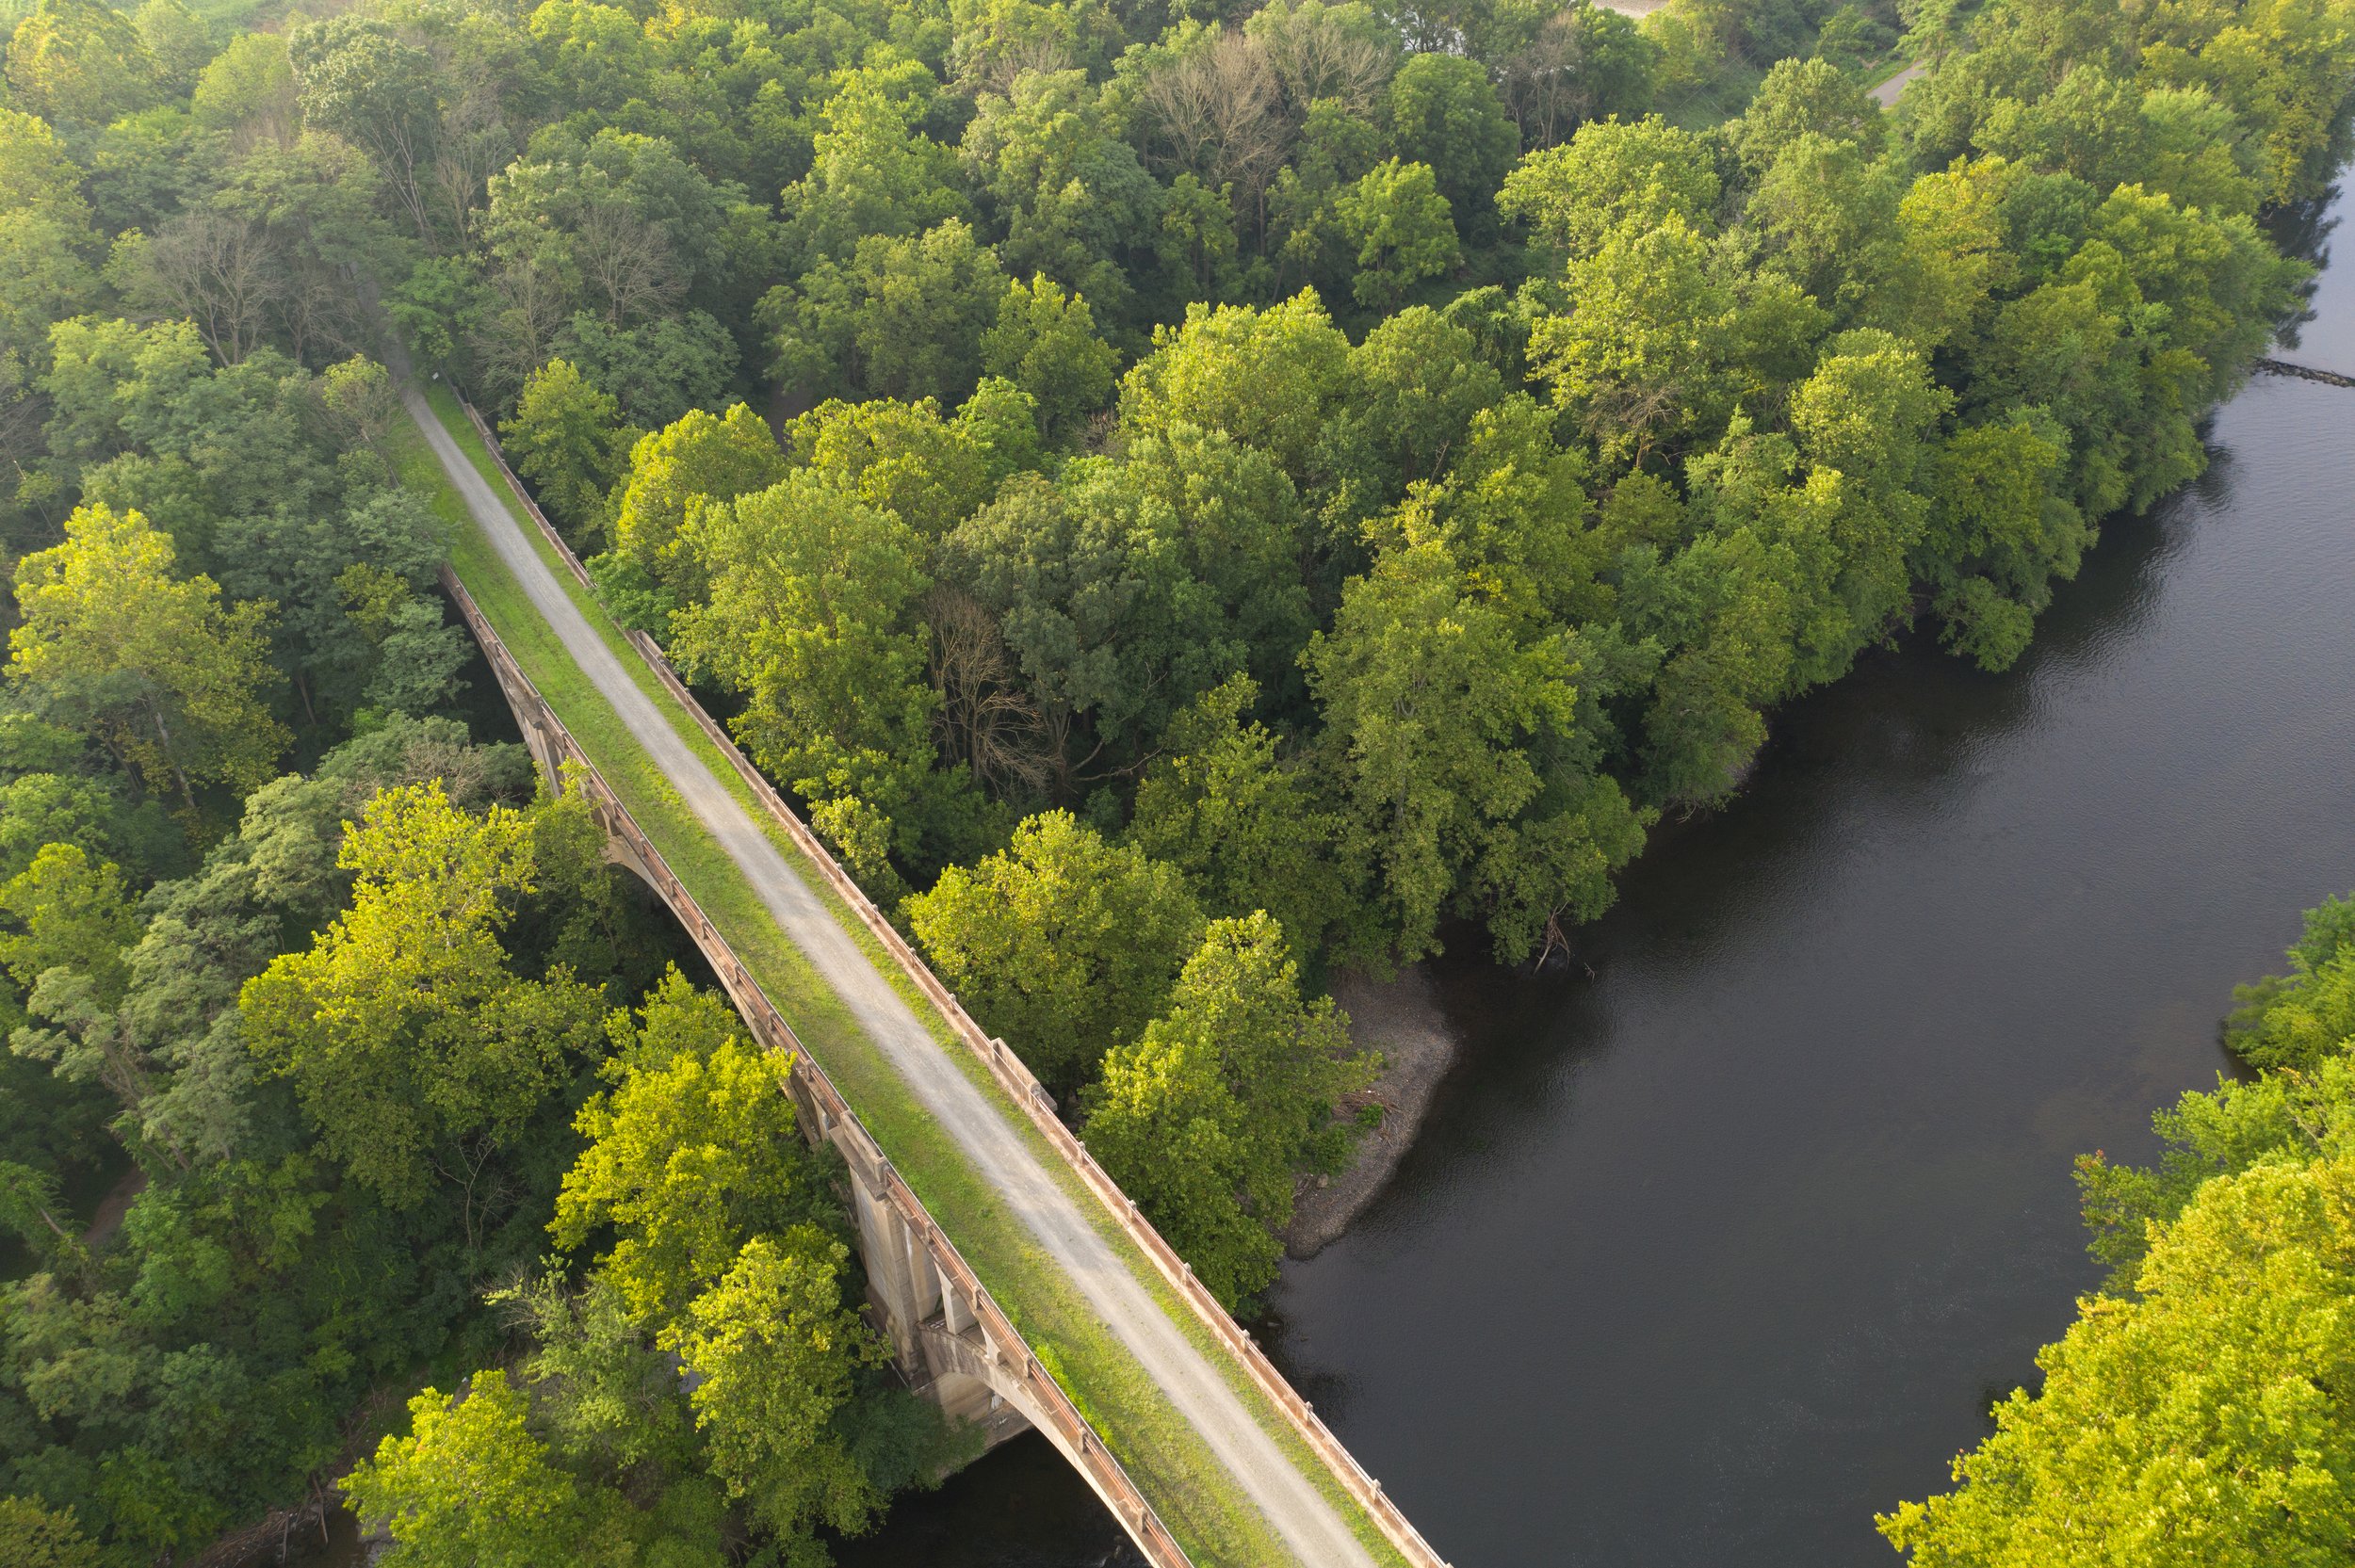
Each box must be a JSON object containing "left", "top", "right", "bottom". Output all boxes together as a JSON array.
[
  {"left": 939, "top": 1260, "right": 975, "bottom": 1335},
  {"left": 849, "top": 1175, "right": 924, "bottom": 1367}
]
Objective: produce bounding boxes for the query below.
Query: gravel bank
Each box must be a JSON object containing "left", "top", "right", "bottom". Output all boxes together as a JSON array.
[{"left": 1284, "top": 965, "right": 1461, "bottom": 1260}]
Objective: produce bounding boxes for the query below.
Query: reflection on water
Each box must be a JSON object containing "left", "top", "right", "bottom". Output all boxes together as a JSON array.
[
  {"left": 832, "top": 1429, "right": 1144, "bottom": 1567},
  {"left": 853, "top": 171, "right": 2355, "bottom": 1566}
]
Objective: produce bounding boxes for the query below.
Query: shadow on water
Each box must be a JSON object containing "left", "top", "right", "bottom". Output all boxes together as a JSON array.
[{"left": 832, "top": 1431, "right": 1144, "bottom": 1568}]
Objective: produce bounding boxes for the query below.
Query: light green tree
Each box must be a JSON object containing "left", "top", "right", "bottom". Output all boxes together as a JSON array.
[
  {"left": 501, "top": 360, "right": 633, "bottom": 545},
  {"left": 1913, "top": 417, "right": 2087, "bottom": 672},
  {"left": 787, "top": 392, "right": 1022, "bottom": 540},
  {"left": 239, "top": 783, "right": 604, "bottom": 1205},
  {"left": 10, "top": 505, "right": 288, "bottom": 811},
  {"left": 1118, "top": 290, "right": 1352, "bottom": 481},
  {"left": 766, "top": 218, "right": 1010, "bottom": 405},
  {"left": 0, "top": 1495, "right": 100, "bottom": 1568},
  {"left": 551, "top": 969, "right": 829, "bottom": 1325},
  {"left": 1881, "top": 1149, "right": 2355, "bottom": 1568},
  {"left": 342, "top": 1371, "right": 590, "bottom": 1568},
  {"left": 606, "top": 402, "right": 791, "bottom": 592},
  {"left": 1499, "top": 114, "right": 1718, "bottom": 263},
  {"left": 778, "top": 60, "right": 969, "bottom": 265},
  {"left": 1527, "top": 213, "right": 1729, "bottom": 465},
  {"left": 1086, "top": 913, "right": 1373, "bottom": 1308},
  {"left": 1335, "top": 158, "right": 1459, "bottom": 309},
  {"left": 4, "top": 0, "right": 161, "bottom": 131},
  {"left": 907, "top": 811, "right": 1203, "bottom": 1092}
]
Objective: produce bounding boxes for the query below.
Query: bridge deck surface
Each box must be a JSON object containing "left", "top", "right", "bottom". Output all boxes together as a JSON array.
[{"left": 399, "top": 385, "right": 1391, "bottom": 1568}]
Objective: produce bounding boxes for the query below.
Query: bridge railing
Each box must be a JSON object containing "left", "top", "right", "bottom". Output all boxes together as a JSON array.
[
  {"left": 460, "top": 400, "right": 1453, "bottom": 1568},
  {"left": 441, "top": 564, "right": 1193, "bottom": 1568}
]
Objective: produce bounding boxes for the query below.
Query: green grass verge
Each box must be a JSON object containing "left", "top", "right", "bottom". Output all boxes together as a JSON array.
[{"left": 391, "top": 389, "right": 1412, "bottom": 1568}]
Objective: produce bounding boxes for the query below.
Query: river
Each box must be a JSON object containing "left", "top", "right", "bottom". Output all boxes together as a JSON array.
[{"left": 841, "top": 168, "right": 2355, "bottom": 1567}]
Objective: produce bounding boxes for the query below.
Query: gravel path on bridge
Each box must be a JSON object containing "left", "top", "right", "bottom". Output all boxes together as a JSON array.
[{"left": 406, "top": 389, "right": 1382, "bottom": 1568}]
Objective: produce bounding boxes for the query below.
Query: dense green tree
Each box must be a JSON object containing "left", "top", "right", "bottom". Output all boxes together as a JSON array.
[
  {"left": 212, "top": 488, "right": 449, "bottom": 729},
  {"left": 1729, "top": 54, "right": 1884, "bottom": 177},
  {"left": 767, "top": 218, "right": 1012, "bottom": 405},
  {"left": 1085, "top": 912, "right": 1372, "bottom": 1307},
  {"left": 1528, "top": 211, "right": 1728, "bottom": 466},
  {"left": 779, "top": 61, "right": 970, "bottom": 267},
  {"left": 943, "top": 461, "right": 1246, "bottom": 778},
  {"left": 661, "top": 1235, "right": 891, "bottom": 1547},
  {"left": 9, "top": 505, "right": 288, "bottom": 811},
  {"left": 501, "top": 359, "right": 632, "bottom": 545},
  {"left": 1746, "top": 133, "right": 1907, "bottom": 314},
  {"left": 1315, "top": 306, "right": 1509, "bottom": 527},
  {"left": 907, "top": 810, "right": 1204, "bottom": 1091},
  {"left": 189, "top": 34, "right": 300, "bottom": 148},
  {"left": 1912, "top": 416, "right": 2087, "bottom": 671},
  {"left": 344, "top": 1371, "right": 593, "bottom": 1568},
  {"left": 2223, "top": 895, "right": 2355, "bottom": 1076},
  {"left": 239, "top": 783, "right": 604, "bottom": 1206},
  {"left": 674, "top": 471, "right": 965, "bottom": 871},
  {"left": 1382, "top": 51, "right": 1518, "bottom": 226},
  {"left": 286, "top": 16, "right": 442, "bottom": 239},
  {"left": 1129, "top": 675, "right": 1351, "bottom": 953},
  {"left": 788, "top": 389, "right": 1030, "bottom": 541},
  {"left": 0, "top": 110, "right": 103, "bottom": 363},
  {"left": 960, "top": 68, "right": 1162, "bottom": 320},
  {"left": 981, "top": 275, "right": 1121, "bottom": 439},
  {"left": 1304, "top": 523, "right": 1641, "bottom": 962},
  {"left": 1334, "top": 157, "right": 1458, "bottom": 308}
]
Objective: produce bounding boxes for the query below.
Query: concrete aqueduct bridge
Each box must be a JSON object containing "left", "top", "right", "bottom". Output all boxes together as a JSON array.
[{"left": 404, "top": 381, "right": 1452, "bottom": 1568}]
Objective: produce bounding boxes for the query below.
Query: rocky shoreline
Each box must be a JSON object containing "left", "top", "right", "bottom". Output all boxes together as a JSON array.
[{"left": 1282, "top": 964, "right": 1462, "bottom": 1259}]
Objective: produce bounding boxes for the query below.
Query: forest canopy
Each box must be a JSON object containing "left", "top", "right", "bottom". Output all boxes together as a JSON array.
[{"left": 0, "top": 0, "right": 2351, "bottom": 1557}]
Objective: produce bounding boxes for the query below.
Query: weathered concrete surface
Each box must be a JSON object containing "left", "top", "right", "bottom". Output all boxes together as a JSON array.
[
  {"left": 405, "top": 389, "right": 1381, "bottom": 1568},
  {"left": 1285, "top": 967, "right": 1460, "bottom": 1260}
]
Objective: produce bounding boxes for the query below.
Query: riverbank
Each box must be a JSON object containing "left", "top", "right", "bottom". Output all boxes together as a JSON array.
[{"left": 1286, "top": 966, "right": 1463, "bottom": 1259}]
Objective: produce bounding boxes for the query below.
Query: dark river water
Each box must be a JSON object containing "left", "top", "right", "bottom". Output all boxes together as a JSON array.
[{"left": 841, "top": 170, "right": 2355, "bottom": 1568}]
